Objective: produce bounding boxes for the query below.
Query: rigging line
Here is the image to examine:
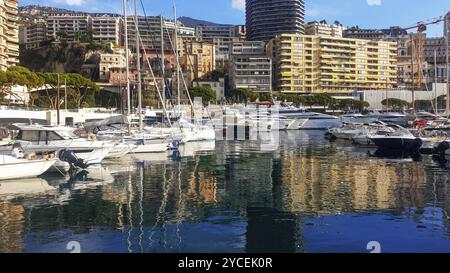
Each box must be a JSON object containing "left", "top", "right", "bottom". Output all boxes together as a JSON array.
[
  {"left": 164, "top": 24, "right": 214, "bottom": 123},
  {"left": 138, "top": 0, "right": 175, "bottom": 108},
  {"left": 127, "top": 5, "right": 173, "bottom": 128}
]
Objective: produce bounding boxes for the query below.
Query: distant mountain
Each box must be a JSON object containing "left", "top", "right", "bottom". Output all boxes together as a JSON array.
[
  {"left": 18, "top": 5, "right": 225, "bottom": 27},
  {"left": 178, "top": 16, "right": 223, "bottom": 28}
]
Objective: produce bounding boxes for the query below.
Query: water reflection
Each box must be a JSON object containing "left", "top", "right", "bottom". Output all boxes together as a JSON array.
[{"left": 2, "top": 132, "right": 450, "bottom": 252}]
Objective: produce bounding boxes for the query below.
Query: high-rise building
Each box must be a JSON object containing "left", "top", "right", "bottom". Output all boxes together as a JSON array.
[
  {"left": 268, "top": 34, "right": 397, "bottom": 94},
  {"left": 246, "top": 0, "right": 305, "bottom": 42},
  {"left": 229, "top": 41, "right": 272, "bottom": 93},
  {"left": 0, "top": 0, "right": 19, "bottom": 70}
]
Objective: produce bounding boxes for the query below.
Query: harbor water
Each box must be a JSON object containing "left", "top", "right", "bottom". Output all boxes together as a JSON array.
[{"left": 2, "top": 130, "right": 450, "bottom": 253}]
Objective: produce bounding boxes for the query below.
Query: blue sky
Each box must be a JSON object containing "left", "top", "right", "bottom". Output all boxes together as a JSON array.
[{"left": 20, "top": 0, "right": 450, "bottom": 37}]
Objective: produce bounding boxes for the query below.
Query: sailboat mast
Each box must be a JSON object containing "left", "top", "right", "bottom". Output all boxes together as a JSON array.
[
  {"left": 435, "top": 49, "right": 438, "bottom": 115},
  {"left": 134, "top": 0, "right": 143, "bottom": 130},
  {"left": 160, "top": 14, "right": 166, "bottom": 121},
  {"left": 173, "top": 4, "right": 181, "bottom": 113},
  {"left": 123, "top": 0, "right": 131, "bottom": 118}
]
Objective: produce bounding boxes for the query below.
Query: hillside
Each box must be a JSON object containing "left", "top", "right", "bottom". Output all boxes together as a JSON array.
[{"left": 178, "top": 16, "right": 220, "bottom": 27}]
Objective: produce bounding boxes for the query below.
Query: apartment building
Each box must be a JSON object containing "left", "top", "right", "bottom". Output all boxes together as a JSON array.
[
  {"left": 19, "top": 19, "right": 47, "bottom": 49},
  {"left": 0, "top": 0, "right": 19, "bottom": 70},
  {"left": 46, "top": 13, "right": 92, "bottom": 41},
  {"left": 305, "top": 21, "right": 345, "bottom": 37},
  {"left": 126, "top": 16, "right": 195, "bottom": 52},
  {"left": 91, "top": 15, "right": 122, "bottom": 45},
  {"left": 268, "top": 34, "right": 397, "bottom": 94},
  {"left": 196, "top": 24, "right": 237, "bottom": 43},
  {"left": 343, "top": 26, "right": 407, "bottom": 40},
  {"left": 179, "top": 40, "right": 216, "bottom": 82},
  {"left": 229, "top": 41, "right": 272, "bottom": 93}
]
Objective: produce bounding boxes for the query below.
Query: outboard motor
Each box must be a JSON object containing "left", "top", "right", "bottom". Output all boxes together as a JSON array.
[{"left": 58, "top": 149, "right": 89, "bottom": 169}]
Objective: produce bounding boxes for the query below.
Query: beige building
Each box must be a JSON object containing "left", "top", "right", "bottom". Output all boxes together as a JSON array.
[
  {"left": 305, "top": 21, "right": 344, "bottom": 37},
  {"left": 99, "top": 45, "right": 128, "bottom": 82},
  {"left": 91, "top": 15, "right": 122, "bottom": 45},
  {"left": 46, "top": 13, "right": 92, "bottom": 42},
  {"left": 268, "top": 34, "right": 398, "bottom": 94},
  {"left": 0, "top": 0, "right": 18, "bottom": 70},
  {"left": 179, "top": 40, "right": 216, "bottom": 82},
  {"left": 19, "top": 19, "right": 47, "bottom": 49}
]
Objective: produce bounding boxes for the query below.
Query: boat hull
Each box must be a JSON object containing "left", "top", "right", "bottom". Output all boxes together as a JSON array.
[
  {"left": 0, "top": 157, "right": 56, "bottom": 180},
  {"left": 371, "top": 137, "right": 423, "bottom": 151}
]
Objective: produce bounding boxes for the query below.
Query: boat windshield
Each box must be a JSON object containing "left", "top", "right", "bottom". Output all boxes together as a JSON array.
[{"left": 56, "top": 130, "right": 79, "bottom": 140}]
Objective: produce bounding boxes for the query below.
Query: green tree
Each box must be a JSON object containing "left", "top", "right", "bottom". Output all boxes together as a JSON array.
[
  {"left": 381, "top": 98, "right": 410, "bottom": 111},
  {"left": 189, "top": 85, "right": 217, "bottom": 105},
  {"left": 204, "top": 69, "right": 225, "bottom": 81},
  {"left": 35, "top": 73, "right": 99, "bottom": 109},
  {"left": 232, "top": 88, "right": 258, "bottom": 103},
  {"left": 0, "top": 66, "right": 44, "bottom": 106}
]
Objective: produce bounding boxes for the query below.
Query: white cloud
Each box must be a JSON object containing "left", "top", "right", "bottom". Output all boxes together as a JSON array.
[
  {"left": 53, "top": 0, "right": 85, "bottom": 6},
  {"left": 367, "top": 0, "right": 381, "bottom": 6},
  {"left": 231, "top": 0, "right": 245, "bottom": 12}
]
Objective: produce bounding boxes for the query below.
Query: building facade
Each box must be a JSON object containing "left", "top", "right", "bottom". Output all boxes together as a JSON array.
[
  {"left": 46, "top": 13, "right": 92, "bottom": 41},
  {"left": 305, "top": 21, "right": 345, "bottom": 37},
  {"left": 91, "top": 15, "right": 122, "bottom": 45},
  {"left": 126, "top": 16, "right": 195, "bottom": 52},
  {"left": 179, "top": 40, "right": 216, "bottom": 82},
  {"left": 229, "top": 41, "right": 272, "bottom": 93},
  {"left": 19, "top": 19, "right": 47, "bottom": 49},
  {"left": 246, "top": 0, "right": 305, "bottom": 42},
  {"left": 268, "top": 34, "right": 398, "bottom": 94},
  {"left": 0, "top": 0, "right": 19, "bottom": 70},
  {"left": 99, "top": 46, "right": 128, "bottom": 82}
]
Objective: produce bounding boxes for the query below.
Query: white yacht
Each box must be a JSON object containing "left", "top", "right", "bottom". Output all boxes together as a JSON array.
[
  {"left": 277, "top": 104, "right": 341, "bottom": 130},
  {"left": 5, "top": 124, "right": 114, "bottom": 168}
]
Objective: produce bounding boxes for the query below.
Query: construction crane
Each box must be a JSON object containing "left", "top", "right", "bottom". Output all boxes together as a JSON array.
[{"left": 401, "top": 15, "right": 445, "bottom": 112}]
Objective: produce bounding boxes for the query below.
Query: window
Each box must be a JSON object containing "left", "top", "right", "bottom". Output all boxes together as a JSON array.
[
  {"left": 48, "top": 131, "right": 64, "bottom": 141},
  {"left": 18, "top": 130, "right": 40, "bottom": 142}
]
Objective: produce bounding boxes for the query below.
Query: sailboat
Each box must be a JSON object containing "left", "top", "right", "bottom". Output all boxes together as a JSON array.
[{"left": 103, "top": 0, "right": 172, "bottom": 154}]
